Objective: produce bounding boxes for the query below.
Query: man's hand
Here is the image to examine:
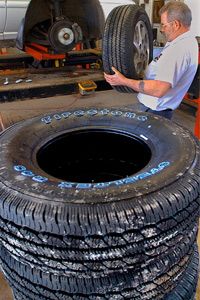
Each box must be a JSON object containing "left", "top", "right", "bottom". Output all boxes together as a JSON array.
[
  {"left": 104, "top": 66, "right": 171, "bottom": 97},
  {"left": 104, "top": 67, "right": 127, "bottom": 86}
]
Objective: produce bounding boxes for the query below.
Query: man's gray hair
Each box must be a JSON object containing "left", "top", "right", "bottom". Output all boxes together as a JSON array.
[{"left": 159, "top": 1, "right": 192, "bottom": 27}]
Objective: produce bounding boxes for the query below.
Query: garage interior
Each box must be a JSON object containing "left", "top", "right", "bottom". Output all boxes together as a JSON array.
[{"left": 0, "top": 0, "right": 200, "bottom": 299}]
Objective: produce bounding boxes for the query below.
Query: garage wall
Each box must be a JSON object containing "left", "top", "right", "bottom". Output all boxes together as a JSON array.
[
  {"left": 100, "top": 0, "right": 136, "bottom": 18},
  {"left": 141, "top": 0, "right": 200, "bottom": 44},
  {"left": 184, "top": 0, "right": 200, "bottom": 37}
]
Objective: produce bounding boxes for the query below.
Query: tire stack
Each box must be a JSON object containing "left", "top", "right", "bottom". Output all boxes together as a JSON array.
[{"left": 0, "top": 108, "right": 199, "bottom": 299}]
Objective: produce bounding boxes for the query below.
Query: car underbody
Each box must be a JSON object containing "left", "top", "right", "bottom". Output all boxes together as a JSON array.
[{"left": 16, "top": 0, "right": 105, "bottom": 53}]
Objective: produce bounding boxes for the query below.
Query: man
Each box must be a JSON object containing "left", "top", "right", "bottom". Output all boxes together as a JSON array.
[{"left": 104, "top": 1, "right": 198, "bottom": 119}]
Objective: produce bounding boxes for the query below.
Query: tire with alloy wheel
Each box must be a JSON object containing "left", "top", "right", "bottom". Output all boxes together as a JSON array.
[{"left": 102, "top": 5, "right": 153, "bottom": 93}]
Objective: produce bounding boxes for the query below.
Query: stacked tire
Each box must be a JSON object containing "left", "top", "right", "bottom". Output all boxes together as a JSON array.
[{"left": 0, "top": 107, "right": 199, "bottom": 299}]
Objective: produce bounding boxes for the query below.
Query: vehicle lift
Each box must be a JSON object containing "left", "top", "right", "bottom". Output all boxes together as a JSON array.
[
  {"left": 25, "top": 43, "right": 66, "bottom": 62},
  {"left": 22, "top": 0, "right": 101, "bottom": 67}
]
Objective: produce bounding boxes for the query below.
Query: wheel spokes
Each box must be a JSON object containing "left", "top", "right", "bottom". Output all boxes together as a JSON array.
[{"left": 133, "top": 20, "right": 150, "bottom": 77}]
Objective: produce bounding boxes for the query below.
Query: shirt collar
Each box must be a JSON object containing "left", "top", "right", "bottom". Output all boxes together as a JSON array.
[{"left": 165, "top": 31, "right": 192, "bottom": 48}]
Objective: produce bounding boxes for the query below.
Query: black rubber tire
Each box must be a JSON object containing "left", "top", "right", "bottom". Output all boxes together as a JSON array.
[
  {"left": 0, "top": 244, "right": 198, "bottom": 299},
  {"left": 102, "top": 5, "right": 153, "bottom": 93},
  {"left": 0, "top": 199, "right": 198, "bottom": 275},
  {"left": 165, "top": 245, "right": 199, "bottom": 300},
  {"left": 0, "top": 108, "right": 199, "bottom": 299},
  {"left": 0, "top": 108, "right": 199, "bottom": 279},
  {"left": 0, "top": 108, "right": 199, "bottom": 235}
]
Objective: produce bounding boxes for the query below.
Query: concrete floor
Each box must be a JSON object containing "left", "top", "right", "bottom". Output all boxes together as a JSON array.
[
  {"left": 0, "top": 90, "right": 199, "bottom": 299},
  {"left": 0, "top": 89, "right": 197, "bottom": 128}
]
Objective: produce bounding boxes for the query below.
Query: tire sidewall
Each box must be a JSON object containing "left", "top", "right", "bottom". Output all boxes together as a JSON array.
[{"left": 0, "top": 107, "right": 197, "bottom": 204}]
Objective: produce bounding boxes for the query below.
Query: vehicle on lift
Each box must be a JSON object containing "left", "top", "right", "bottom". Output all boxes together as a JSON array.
[
  {"left": 0, "top": 0, "right": 135, "bottom": 53},
  {"left": 0, "top": 0, "right": 152, "bottom": 83}
]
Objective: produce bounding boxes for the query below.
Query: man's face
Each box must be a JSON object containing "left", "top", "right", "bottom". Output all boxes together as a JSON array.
[{"left": 160, "top": 12, "right": 175, "bottom": 42}]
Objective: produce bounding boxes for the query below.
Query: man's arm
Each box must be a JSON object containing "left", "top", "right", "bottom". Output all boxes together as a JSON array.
[{"left": 104, "top": 67, "right": 171, "bottom": 98}]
